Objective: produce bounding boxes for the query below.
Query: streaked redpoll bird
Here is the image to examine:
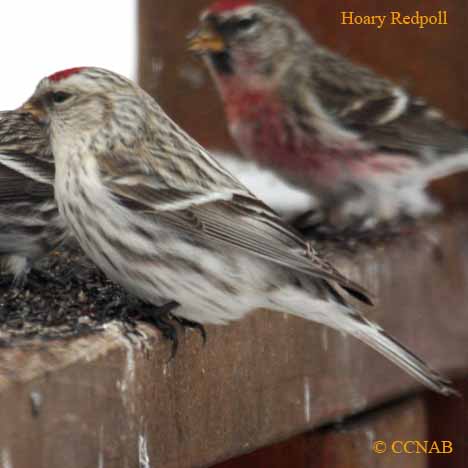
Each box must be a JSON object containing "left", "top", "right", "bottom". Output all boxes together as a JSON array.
[
  {"left": 190, "top": 0, "right": 468, "bottom": 226},
  {"left": 0, "top": 111, "right": 66, "bottom": 286},
  {"left": 18, "top": 66, "right": 454, "bottom": 395}
]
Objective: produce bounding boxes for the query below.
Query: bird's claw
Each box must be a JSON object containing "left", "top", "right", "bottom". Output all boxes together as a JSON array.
[
  {"left": 134, "top": 301, "right": 207, "bottom": 358},
  {"left": 135, "top": 301, "right": 180, "bottom": 359},
  {"left": 153, "top": 314, "right": 179, "bottom": 360},
  {"left": 171, "top": 314, "right": 207, "bottom": 345}
]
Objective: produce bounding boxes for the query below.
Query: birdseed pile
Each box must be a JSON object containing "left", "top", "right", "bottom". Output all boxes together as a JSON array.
[{"left": 0, "top": 243, "right": 142, "bottom": 346}]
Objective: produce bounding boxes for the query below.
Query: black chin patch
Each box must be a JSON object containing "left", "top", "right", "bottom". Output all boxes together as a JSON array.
[{"left": 210, "top": 51, "right": 233, "bottom": 75}]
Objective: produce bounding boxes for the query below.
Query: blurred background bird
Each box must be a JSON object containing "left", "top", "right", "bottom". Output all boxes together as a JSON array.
[
  {"left": 14, "top": 65, "right": 455, "bottom": 394},
  {"left": 0, "top": 111, "right": 66, "bottom": 287},
  {"left": 189, "top": 0, "right": 468, "bottom": 231}
]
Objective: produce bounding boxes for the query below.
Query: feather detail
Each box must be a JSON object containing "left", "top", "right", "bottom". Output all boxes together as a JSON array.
[
  {"left": 286, "top": 47, "right": 468, "bottom": 157},
  {"left": 208, "top": 0, "right": 254, "bottom": 14},
  {"left": 48, "top": 67, "right": 87, "bottom": 82},
  {"left": 270, "top": 290, "right": 456, "bottom": 396},
  {"left": 105, "top": 166, "right": 371, "bottom": 305},
  {"left": 0, "top": 163, "right": 54, "bottom": 204}
]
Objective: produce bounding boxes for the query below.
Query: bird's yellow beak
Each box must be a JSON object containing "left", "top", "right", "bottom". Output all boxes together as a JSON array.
[
  {"left": 188, "top": 26, "right": 226, "bottom": 53},
  {"left": 18, "top": 100, "right": 47, "bottom": 124}
]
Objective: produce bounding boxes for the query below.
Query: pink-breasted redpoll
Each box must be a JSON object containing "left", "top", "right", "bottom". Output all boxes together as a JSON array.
[
  {"left": 0, "top": 110, "right": 66, "bottom": 286},
  {"left": 190, "top": 0, "right": 468, "bottom": 226},
  {"left": 18, "top": 66, "right": 455, "bottom": 395}
]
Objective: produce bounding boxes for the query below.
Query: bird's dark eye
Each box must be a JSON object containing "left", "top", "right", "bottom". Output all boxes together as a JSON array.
[
  {"left": 236, "top": 16, "right": 258, "bottom": 30},
  {"left": 50, "top": 91, "right": 72, "bottom": 104},
  {"left": 214, "top": 15, "right": 259, "bottom": 37}
]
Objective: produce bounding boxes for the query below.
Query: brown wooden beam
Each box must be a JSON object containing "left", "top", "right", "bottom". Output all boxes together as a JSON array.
[{"left": 215, "top": 397, "right": 429, "bottom": 468}]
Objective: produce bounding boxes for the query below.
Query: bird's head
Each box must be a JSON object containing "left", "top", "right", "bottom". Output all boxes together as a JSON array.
[
  {"left": 190, "top": 1, "right": 308, "bottom": 86},
  {"left": 18, "top": 67, "right": 147, "bottom": 146}
]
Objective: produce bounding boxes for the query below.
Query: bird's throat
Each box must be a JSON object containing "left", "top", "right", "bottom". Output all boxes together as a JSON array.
[{"left": 209, "top": 51, "right": 234, "bottom": 75}]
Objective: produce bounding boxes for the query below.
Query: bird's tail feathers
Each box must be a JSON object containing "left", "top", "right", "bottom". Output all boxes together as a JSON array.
[
  {"left": 347, "top": 315, "right": 457, "bottom": 396},
  {"left": 271, "top": 290, "right": 457, "bottom": 396},
  {"left": 400, "top": 151, "right": 468, "bottom": 190}
]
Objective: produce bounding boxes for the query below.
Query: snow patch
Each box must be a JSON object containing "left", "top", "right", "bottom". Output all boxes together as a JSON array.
[
  {"left": 118, "top": 334, "right": 136, "bottom": 401},
  {"left": 304, "top": 377, "right": 311, "bottom": 423},
  {"left": 365, "top": 428, "right": 376, "bottom": 448},
  {"left": 213, "top": 153, "right": 317, "bottom": 217},
  {"left": 103, "top": 323, "right": 139, "bottom": 412},
  {"left": 1, "top": 448, "right": 12, "bottom": 468},
  {"left": 139, "top": 434, "right": 151, "bottom": 468},
  {"left": 97, "top": 425, "right": 105, "bottom": 468}
]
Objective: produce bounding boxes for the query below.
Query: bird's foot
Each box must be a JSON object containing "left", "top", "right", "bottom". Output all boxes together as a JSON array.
[
  {"left": 290, "top": 208, "right": 325, "bottom": 232},
  {"left": 135, "top": 301, "right": 181, "bottom": 359},
  {"left": 171, "top": 315, "right": 207, "bottom": 345},
  {"left": 296, "top": 211, "right": 404, "bottom": 245},
  {"left": 290, "top": 208, "right": 359, "bottom": 241}
]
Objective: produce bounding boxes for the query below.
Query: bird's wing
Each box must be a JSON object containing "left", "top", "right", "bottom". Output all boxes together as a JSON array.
[
  {"left": 0, "top": 111, "right": 54, "bottom": 204},
  {"left": 0, "top": 110, "right": 55, "bottom": 187},
  {"left": 288, "top": 51, "right": 468, "bottom": 156},
  {"left": 0, "top": 111, "right": 52, "bottom": 161},
  {"left": 98, "top": 152, "right": 371, "bottom": 305},
  {"left": 0, "top": 153, "right": 54, "bottom": 186},
  {"left": 0, "top": 162, "right": 54, "bottom": 204}
]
